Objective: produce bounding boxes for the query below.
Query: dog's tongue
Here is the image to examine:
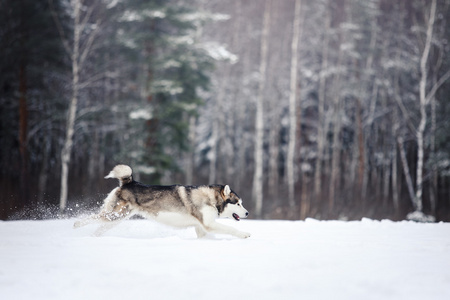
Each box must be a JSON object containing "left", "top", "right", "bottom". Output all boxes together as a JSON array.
[{"left": 233, "top": 213, "right": 240, "bottom": 221}]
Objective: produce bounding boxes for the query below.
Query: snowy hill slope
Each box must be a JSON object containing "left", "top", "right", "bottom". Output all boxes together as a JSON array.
[{"left": 1, "top": 219, "right": 449, "bottom": 300}]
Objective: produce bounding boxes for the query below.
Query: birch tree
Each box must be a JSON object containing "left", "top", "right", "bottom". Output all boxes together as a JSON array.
[
  {"left": 50, "top": 0, "right": 102, "bottom": 213},
  {"left": 313, "top": 7, "right": 330, "bottom": 202},
  {"left": 252, "top": 0, "right": 271, "bottom": 218},
  {"left": 407, "top": 0, "right": 450, "bottom": 220},
  {"left": 412, "top": 0, "right": 436, "bottom": 216},
  {"left": 286, "top": 0, "right": 302, "bottom": 208},
  {"left": 328, "top": 1, "right": 346, "bottom": 213}
]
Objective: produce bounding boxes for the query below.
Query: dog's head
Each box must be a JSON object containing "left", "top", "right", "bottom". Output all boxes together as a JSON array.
[{"left": 219, "top": 185, "right": 249, "bottom": 221}]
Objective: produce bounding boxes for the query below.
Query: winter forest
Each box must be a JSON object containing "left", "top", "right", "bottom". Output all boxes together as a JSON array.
[{"left": 1, "top": 0, "right": 450, "bottom": 222}]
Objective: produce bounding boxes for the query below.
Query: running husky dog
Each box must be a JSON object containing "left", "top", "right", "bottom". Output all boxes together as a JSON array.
[{"left": 74, "top": 165, "right": 251, "bottom": 238}]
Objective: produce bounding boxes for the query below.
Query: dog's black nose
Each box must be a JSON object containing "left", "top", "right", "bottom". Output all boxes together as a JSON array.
[{"left": 245, "top": 212, "right": 249, "bottom": 217}]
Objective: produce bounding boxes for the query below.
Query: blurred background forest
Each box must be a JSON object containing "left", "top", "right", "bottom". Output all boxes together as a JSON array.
[{"left": 1, "top": 0, "right": 450, "bottom": 221}]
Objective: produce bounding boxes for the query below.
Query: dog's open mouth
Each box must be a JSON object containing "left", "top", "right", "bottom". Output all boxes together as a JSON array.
[{"left": 232, "top": 213, "right": 240, "bottom": 221}]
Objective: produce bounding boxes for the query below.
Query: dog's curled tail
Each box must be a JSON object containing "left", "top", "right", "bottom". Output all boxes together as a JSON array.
[{"left": 105, "top": 164, "right": 133, "bottom": 186}]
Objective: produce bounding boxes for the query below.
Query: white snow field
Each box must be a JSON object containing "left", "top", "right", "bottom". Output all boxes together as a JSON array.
[{"left": 1, "top": 218, "right": 450, "bottom": 300}]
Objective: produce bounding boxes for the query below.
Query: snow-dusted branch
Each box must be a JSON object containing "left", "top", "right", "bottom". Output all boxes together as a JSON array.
[
  {"left": 79, "top": 19, "right": 102, "bottom": 69},
  {"left": 425, "top": 69, "right": 450, "bottom": 105}
]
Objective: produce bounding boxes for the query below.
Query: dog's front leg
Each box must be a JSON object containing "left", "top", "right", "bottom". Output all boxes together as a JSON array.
[
  {"left": 204, "top": 221, "right": 251, "bottom": 238},
  {"left": 195, "top": 226, "right": 208, "bottom": 238},
  {"left": 200, "top": 207, "right": 250, "bottom": 238}
]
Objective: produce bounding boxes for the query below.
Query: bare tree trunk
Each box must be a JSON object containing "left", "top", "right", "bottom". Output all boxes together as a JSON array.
[
  {"left": 300, "top": 175, "right": 309, "bottom": 220},
  {"left": 38, "top": 121, "right": 52, "bottom": 204},
  {"left": 186, "top": 116, "right": 196, "bottom": 185},
  {"left": 268, "top": 89, "right": 282, "bottom": 199},
  {"left": 208, "top": 104, "right": 219, "bottom": 184},
  {"left": 355, "top": 97, "right": 364, "bottom": 192},
  {"left": 252, "top": 0, "right": 271, "bottom": 218},
  {"left": 286, "top": 0, "right": 302, "bottom": 208},
  {"left": 329, "top": 93, "right": 342, "bottom": 213},
  {"left": 355, "top": 19, "right": 376, "bottom": 204},
  {"left": 19, "top": 62, "right": 29, "bottom": 207},
  {"left": 60, "top": 0, "right": 81, "bottom": 213},
  {"left": 391, "top": 139, "right": 399, "bottom": 212},
  {"left": 313, "top": 10, "right": 330, "bottom": 201},
  {"left": 328, "top": 45, "right": 344, "bottom": 213},
  {"left": 429, "top": 75, "right": 437, "bottom": 215},
  {"left": 392, "top": 107, "right": 400, "bottom": 213},
  {"left": 381, "top": 95, "right": 390, "bottom": 207},
  {"left": 233, "top": 1, "right": 249, "bottom": 194},
  {"left": 414, "top": 0, "right": 436, "bottom": 212},
  {"left": 383, "top": 157, "right": 390, "bottom": 206},
  {"left": 398, "top": 136, "right": 416, "bottom": 204},
  {"left": 362, "top": 83, "right": 378, "bottom": 203}
]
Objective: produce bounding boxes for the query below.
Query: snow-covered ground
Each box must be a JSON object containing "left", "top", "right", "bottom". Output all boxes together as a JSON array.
[{"left": 1, "top": 218, "right": 449, "bottom": 300}]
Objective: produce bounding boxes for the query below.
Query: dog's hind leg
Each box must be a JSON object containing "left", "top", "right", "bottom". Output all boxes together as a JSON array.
[
  {"left": 93, "top": 200, "right": 134, "bottom": 236},
  {"left": 74, "top": 188, "right": 120, "bottom": 229},
  {"left": 74, "top": 197, "right": 134, "bottom": 236}
]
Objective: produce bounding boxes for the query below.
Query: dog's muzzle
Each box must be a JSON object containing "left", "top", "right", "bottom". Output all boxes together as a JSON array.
[{"left": 232, "top": 212, "right": 249, "bottom": 221}]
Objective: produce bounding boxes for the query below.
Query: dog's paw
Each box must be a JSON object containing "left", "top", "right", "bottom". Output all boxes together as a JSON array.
[{"left": 237, "top": 231, "right": 251, "bottom": 239}]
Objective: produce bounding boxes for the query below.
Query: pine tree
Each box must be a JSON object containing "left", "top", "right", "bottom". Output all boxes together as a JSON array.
[{"left": 114, "top": 0, "right": 213, "bottom": 183}]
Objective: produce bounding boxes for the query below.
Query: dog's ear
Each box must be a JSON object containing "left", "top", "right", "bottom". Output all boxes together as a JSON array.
[{"left": 222, "top": 185, "right": 231, "bottom": 198}]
